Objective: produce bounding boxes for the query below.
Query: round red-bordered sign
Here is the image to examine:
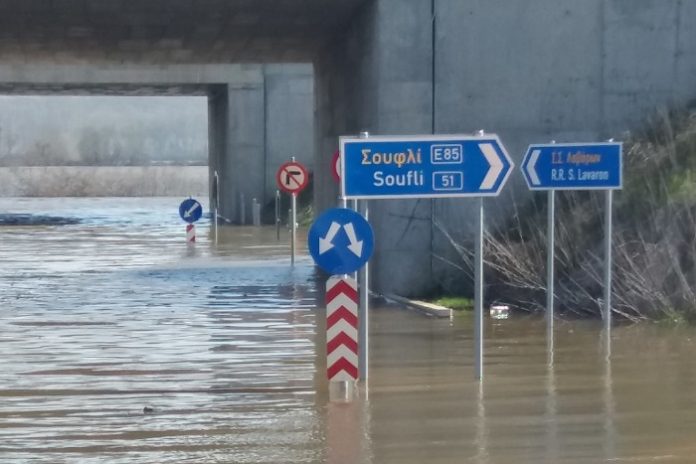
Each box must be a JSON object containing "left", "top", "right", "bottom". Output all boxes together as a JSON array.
[
  {"left": 276, "top": 161, "right": 309, "bottom": 194},
  {"left": 331, "top": 150, "right": 341, "bottom": 183}
]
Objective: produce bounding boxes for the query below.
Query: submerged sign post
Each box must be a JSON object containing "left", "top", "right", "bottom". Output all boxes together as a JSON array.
[
  {"left": 179, "top": 197, "right": 202, "bottom": 244},
  {"left": 340, "top": 134, "right": 514, "bottom": 381},
  {"left": 521, "top": 142, "right": 623, "bottom": 351},
  {"left": 308, "top": 207, "right": 374, "bottom": 395},
  {"left": 276, "top": 158, "right": 309, "bottom": 267}
]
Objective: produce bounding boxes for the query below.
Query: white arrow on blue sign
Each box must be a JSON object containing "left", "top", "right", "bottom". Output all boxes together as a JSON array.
[
  {"left": 179, "top": 198, "right": 203, "bottom": 223},
  {"left": 308, "top": 208, "right": 374, "bottom": 275},
  {"left": 521, "top": 143, "right": 623, "bottom": 190},
  {"left": 340, "top": 134, "right": 514, "bottom": 199}
]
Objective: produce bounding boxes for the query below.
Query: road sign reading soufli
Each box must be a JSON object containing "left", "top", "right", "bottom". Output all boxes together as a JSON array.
[
  {"left": 340, "top": 135, "right": 514, "bottom": 199},
  {"left": 521, "top": 142, "right": 623, "bottom": 190}
]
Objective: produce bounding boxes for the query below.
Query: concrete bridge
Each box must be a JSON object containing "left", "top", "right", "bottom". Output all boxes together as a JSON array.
[{"left": 1, "top": 0, "right": 695, "bottom": 295}]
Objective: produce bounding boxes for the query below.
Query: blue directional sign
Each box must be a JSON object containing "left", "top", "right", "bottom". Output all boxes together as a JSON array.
[
  {"left": 340, "top": 135, "right": 514, "bottom": 199},
  {"left": 308, "top": 208, "right": 374, "bottom": 275},
  {"left": 179, "top": 198, "right": 203, "bottom": 223},
  {"left": 521, "top": 143, "right": 623, "bottom": 190}
]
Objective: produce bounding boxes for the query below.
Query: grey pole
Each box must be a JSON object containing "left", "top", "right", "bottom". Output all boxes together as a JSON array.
[
  {"left": 240, "top": 193, "right": 246, "bottom": 225},
  {"left": 547, "top": 190, "right": 555, "bottom": 345},
  {"left": 474, "top": 197, "right": 484, "bottom": 380},
  {"left": 603, "top": 189, "right": 613, "bottom": 354},
  {"left": 213, "top": 171, "right": 219, "bottom": 245},
  {"left": 359, "top": 201, "right": 369, "bottom": 381},
  {"left": 290, "top": 156, "right": 298, "bottom": 267},
  {"left": 357, "top": 130, "right": 370, "bottom": 383},
  {"left": 275, "top": 190, "right": 281, "bottom": 241},
  {"left": 291, "top": 193, "right": 297, "bottom": 267}
]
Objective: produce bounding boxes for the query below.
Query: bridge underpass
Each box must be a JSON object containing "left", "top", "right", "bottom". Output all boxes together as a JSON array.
[
  {"left": 0, "top": 63, "right": 314, "bottom": 226},
  {"left": 2, "top": 0, "right": 695, "bottom": 296}
]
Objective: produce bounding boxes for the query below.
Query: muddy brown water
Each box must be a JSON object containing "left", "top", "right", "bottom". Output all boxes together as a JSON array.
[{"left": 2, "top": 197, "right": 696, "bottom": 463}]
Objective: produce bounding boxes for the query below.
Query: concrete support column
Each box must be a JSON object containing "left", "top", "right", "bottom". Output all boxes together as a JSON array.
[
  {"left": 315, "top": 0, "right": 434, "bottom": 296},
  {"left": 208, "top": 85, "right": 229, "bottom": 219},
  {"left": 226, "top": 71, "right": 266, "bottom": 225}
]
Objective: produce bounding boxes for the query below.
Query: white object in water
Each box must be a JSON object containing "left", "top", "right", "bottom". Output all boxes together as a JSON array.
[{"left": 489, "top": 304, "right": 510, "bottom": 319}]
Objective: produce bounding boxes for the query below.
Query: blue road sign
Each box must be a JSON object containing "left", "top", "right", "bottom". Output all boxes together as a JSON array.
[
  {"left": 308, "top": 208, "right": 374, "bottom": 275},
  {"left": 179, "top": 198, "right": 203, "bottom": 223},
  {"left": 521, "top": 143, "right": 623, "bottom": 190},
  {"left": 340, "top": 135, "right": 514, "bottom": 199}
]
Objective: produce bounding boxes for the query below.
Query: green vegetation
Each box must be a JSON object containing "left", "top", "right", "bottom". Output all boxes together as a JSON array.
[
  {"left": 438, "top": 106, "right": 696, "bottom": 322},
  {"left": 431, "top": 296, "right": 473, "bottom": 312}
]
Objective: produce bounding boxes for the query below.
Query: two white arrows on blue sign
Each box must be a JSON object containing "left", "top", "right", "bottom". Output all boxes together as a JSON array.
[
  {"left": 308, "top": 208, "right": 374, "bottom": 275},
  {"left": 319, "top": 221, "right": 363, "bottom": 257}
]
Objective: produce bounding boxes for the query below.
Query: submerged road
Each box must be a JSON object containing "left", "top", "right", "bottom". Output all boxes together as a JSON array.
[{"left": 2, "top": 197, "right": 696, "bottom": 463}]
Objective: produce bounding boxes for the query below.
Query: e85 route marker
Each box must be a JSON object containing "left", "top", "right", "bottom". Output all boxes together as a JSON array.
[
  {"left": 340, "top": 134, "right": 514, "bottom": 199},
  {"left": 276, "top": 160, "right": 309, "bottom": 194}
]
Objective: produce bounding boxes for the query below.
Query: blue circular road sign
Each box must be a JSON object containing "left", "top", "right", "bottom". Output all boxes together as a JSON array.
[
  {"left": 308, "top": 208, "right": 374, "bottom": 275},
  {"left": 179, "top": 198, "right": 203, "bottom": 223}
]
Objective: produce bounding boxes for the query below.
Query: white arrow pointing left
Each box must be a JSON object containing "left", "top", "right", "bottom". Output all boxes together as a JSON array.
[
  {"left": 479, "top": 143, "right": 503, "bottom": 190},
  {"left": 526, "top": 149, "right": 541, "bottom": 186},
  {"left": 319, "top": 221, "right": 342, "bottom": 254},
  {"left": 184, "top": 202, "right": 201, "bottom": 218},
  {"left": 343, "top": 222, "right": 363, "bottom": 257}
]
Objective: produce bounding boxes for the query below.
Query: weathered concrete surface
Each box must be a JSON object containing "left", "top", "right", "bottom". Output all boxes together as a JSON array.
[
  {"left": 316, "top": 0, "right": 696, "bottom": 296},
  {"left": 0, "top": 0, "right": 366, "bottom": 63}
]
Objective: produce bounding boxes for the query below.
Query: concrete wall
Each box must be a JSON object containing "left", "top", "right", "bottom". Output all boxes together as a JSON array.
[
  {"left": 264, "top": 64, "right": 314, "bottom": 207},
  {"left": 315, "top": 0, "right": 436, "bottom": 296},
  {"left": 317, "top": 0, "right": 696, "bottom": 297},
  {"left": 429, "top": 0, "right": 696, "bottom": 293}
]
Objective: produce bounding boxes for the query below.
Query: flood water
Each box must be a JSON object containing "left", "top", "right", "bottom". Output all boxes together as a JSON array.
[{"left": 2, "top": 197, "right": 696, "bottom": 463}]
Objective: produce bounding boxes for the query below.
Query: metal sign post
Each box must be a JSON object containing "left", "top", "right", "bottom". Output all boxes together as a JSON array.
[
  {"left": 356, "top": 130, "right": 370, "bottom": 384},
  {"left": 474, "top": 197, "right": 484, "bottom": 380},
  {"left": 291, "top": 192, "right": 297, "bottom": 266},
  {"left": 275, "top": 190, "right": 281, "bottom": 241},
  {"left": 547, "top": 190, "right": 555, "bottom": 339},
  {"left": 358, "top": 200, "right": 369, "bottom": 382},
  {"left": 276, "top": 157, "right": 309, "bottom": 267},
  {"left": 213, "top": 171, "right": 219, "bottom": 245},
  {"left": 340, "top": 132, "right": 514, "bottom": 381},
  {"left": 604, "top": 189, "right": 613, "bottom": 356},
  {"left": 521, "top": 141, "right": 622, "bottom": 356}
]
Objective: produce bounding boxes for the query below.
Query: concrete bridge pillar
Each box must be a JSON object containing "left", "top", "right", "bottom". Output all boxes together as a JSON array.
[
  {"left": 210, "top": 65, "right": 313, "bottom": 225},
  {"left": 209, "top": 75, "right": 265, "bottom": 225},
  {"left": 315, "top": 0, "right": 435, "bottom": 297}
]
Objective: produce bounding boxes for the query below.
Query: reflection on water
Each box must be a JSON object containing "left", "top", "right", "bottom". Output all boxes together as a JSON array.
[{"left": 2, "top": 198, "right": 696, "bottom": 463}]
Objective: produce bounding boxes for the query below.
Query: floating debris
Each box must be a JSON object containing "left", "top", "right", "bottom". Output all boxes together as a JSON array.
[
  {"left": 489, "top": 304, "right": 510, "bottom": 319},
  {"left": 0, "top": 214, "right": 80, "bottom": 226}
]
